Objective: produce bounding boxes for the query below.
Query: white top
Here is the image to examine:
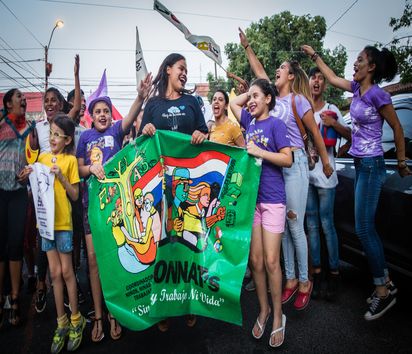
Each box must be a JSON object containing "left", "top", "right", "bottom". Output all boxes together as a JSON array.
[
  {"left": 74, "top": 124, "right": 87, "bottom": 151},
  {"left": 36, "top": 118, "right": 50, "bottom": 153},
  {"left": 309, "top": 102, "right": 347, "bottom": 189}
]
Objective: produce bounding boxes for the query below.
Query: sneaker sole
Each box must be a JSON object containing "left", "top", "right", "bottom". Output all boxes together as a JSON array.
[
  {"left": 366, "top": 288, "right": 398, "bottom": 304},
  {"left": 364, "top": 297, "right": 396, "bottom": 321},
  {"left": 67, "top": 318, "right": 86, "bottom": 352}
]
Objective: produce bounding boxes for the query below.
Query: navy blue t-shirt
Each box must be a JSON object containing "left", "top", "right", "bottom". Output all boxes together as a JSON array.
[{"left": 139, "top": 94, "right": 208, "bottom": 136}]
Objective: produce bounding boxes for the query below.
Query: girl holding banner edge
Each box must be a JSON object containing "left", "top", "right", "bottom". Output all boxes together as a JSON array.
[
  {"left": 238, "top": 28, "right": 333, "bottom": 311},
  {"left": 230, "top": 79, "right": 292, "bottom": 348},
  {"left": 76, "top": 73, "right": 152, "bottom": 342},
  {"left": 138, "top": 53, "right": 208, "bottom": 143},
  {"left": 139, "top": 53, "right": 208, "bottom": 332}
]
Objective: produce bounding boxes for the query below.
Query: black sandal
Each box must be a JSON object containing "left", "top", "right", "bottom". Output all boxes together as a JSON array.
[
  {"left": 91, "top": 317, "right": 105, "bottom": 342},
  {"left": 9, "top": 297, "right": 20, "bottom": 326},
  {"left": 107, "top": 313, "right": 122, "bottom": 340}
]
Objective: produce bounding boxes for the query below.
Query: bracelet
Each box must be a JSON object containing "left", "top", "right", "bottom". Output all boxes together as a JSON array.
[
  {"left": 398, "top": 160, "right": 408, "bottom": 168},
  {"left": 244, "top": 44, "right": 249, "bottom": 50},
  {"left": 311, "top": 52, "right": 319, "bottom": 61}
]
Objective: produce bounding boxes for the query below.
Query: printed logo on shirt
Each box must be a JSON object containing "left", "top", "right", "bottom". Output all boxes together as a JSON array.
[
  {"left": 271, "top": 99, "right": 291, "bottom": 124},
  {"left": 86, "top": 136, "right": 116, "bottom": 152},
  {"left": 247, "top": 128, "right": 269, "bottom": 147},
  {"left": 161, "top": 106, "right": 186, "bottom": 131}
]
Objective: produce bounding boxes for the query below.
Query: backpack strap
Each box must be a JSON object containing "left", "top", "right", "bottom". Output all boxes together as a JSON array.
[{"left": 291, "top": 94, "right": 308, "bottom": 147}]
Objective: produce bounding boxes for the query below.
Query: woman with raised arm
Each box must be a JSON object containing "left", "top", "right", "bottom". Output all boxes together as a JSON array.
[
  {"left": 302, "top": 44, "right": 411, "bottom": 320},
  {"left": 239, "top": 28, "right": 333, "bottom": 311}
]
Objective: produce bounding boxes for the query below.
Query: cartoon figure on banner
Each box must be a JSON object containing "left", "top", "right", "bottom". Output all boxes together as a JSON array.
[
  {"left": 140, "top": 192, "right": 162, "bottom": 244},
  {"left": 107, "top": 198, "right": 149, "bottom": 274},
  {"left": 99, "top": 154, "right": 163, "bottom": 273},
  {"left": 165, "top": 164, "right": 227, "bottom": 252},
  {"left": 181, "top": 181, "right": 226, "bottom": 251},
  {"left": 167, "top": 167, "right": 191, "bottom": 236}
]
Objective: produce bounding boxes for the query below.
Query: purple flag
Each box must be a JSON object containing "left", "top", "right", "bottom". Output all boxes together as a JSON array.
[{"left": 86, "top": 69, "right": 108, "bottom": 108}]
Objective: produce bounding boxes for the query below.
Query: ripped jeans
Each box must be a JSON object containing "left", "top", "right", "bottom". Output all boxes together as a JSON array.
[{"left": 282, "top": 149, "right": 310, "bottom": 283}]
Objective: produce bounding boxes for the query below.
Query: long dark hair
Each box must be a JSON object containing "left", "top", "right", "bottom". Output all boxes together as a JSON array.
[
  {"left": 53, "top": 114, "right": 75, "bottom": 154},
  {"left": 151, "top": 53, "right": 194, "bottom": 99},
  {"left": 363, "top": 46, "right": 398, "bottom": 84},
  {"left": 45, "top": 87, "right": 70, "bottom": 113},
  {"left": 3, "top": 88, "right": 18, "bottom": 112},
  {"left": 250, "top": 78, "right": 276, "bottom": 111},
  {"left": 213, "top": 89, "right": 229, "bottom": 105}
]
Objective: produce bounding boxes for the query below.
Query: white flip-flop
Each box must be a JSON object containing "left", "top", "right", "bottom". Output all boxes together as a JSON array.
[
  {"left": 269, "top": 314, "right": 286, "bottom": 348},
  {"left": 251, "top": 310, "right": 271, "bottom": 339}
]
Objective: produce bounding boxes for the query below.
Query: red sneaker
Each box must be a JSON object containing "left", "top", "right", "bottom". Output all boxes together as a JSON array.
[
  {"left": 281, "top": 284, "right": 298, "bottom": 304},
  {"left": 294, "top": 281, "right": 313, "bottom": 310}
]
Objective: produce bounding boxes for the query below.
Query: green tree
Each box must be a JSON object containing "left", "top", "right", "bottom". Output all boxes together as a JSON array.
[
  {"left": 206, "top": 72, "right": 230, "bottom": 102},
  {"left": 387, "top": 0, "right": 412, "bottom": 83},
  {"left": 224, "top": 11, "right": 347, "bottom": 107}
]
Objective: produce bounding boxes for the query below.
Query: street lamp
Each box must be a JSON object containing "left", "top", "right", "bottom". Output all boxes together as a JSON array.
[{"left": 44, "top": 19, "right": 64, "bottom": 90}]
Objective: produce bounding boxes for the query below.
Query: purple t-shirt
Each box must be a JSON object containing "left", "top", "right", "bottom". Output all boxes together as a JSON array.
[
  {"left": 76, "top": 120, "right": 124, "bottom": 166},
  {"left": 76, "top": 120, "right": 124, "bottom": 205},
  {"left": 349, "top": 81, "right": 392, "bottom": 157},
  {"left": 241, "top": 109, "right": 290, "bottom": 204},
  {"left": 270, "top": 93, "right": 312, "bottom": 149}
]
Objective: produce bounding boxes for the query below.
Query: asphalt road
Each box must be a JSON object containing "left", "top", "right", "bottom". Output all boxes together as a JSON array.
[{"left": 1, "top": 261, "right": 411, "bottom": 354}]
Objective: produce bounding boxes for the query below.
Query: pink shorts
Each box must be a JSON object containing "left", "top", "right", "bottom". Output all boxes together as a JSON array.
[{"left": 253, "top": 203, "right": 286, "bottom": 234}]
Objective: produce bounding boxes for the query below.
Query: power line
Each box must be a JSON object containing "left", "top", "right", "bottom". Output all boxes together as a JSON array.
[
  {"left": 327, "top": 0, "right": 359, "bottom": 31},
  {"left": 0, "top": 35, "right": 43, "bottom": 81},
  {"left": 0, "top": 54, "right": 42, "bottom": 75},
  {"left": 37, "top": 0, "right": 252, "bottom": 22},
  {"left": 0, "top": 56, "right": 41, "bottom": 91},
  {"left": 0, "top": 0, "right": 43, "bottom": 47},
  {"left": 0, "top": 68, "right": 26, "bottom": 88},
  {"left": 0, "top": 58, "right": 43, "bottom": 63},
  {"left": 328, "top": 30, "right": 381, "bottom": 44}
]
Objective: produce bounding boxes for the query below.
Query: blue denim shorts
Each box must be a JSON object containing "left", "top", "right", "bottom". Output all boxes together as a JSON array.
[{"left": 42, "top": 230, "right": 73, "bottom": 253}]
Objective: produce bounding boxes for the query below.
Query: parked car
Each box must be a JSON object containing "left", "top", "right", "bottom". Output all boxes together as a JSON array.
[{"left": 334, "top": 93, "right": 412, "bottom": 281}]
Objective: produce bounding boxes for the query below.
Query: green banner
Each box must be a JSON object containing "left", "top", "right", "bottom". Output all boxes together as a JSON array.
[{"left": 88, "top": 130, "right": 261, "bottom": 330}]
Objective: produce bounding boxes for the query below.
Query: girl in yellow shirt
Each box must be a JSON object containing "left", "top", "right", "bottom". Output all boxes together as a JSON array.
[
  {"left": 37, "top": 115, "right": 85, "bottom": 353},
  {"left": 209, "top": 90, "right": 245, "bottom": 147}
]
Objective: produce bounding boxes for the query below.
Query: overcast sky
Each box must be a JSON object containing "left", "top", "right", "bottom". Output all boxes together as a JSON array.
[{"left": 0, "top": 0, "right": 408, "bottom": 114}]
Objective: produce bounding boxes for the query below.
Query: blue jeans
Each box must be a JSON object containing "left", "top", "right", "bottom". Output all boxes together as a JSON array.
[
  {"left": 354, "top": 156, "right": 388, "bottom": 286},
  {"left": 306, "top": 184, "right": 339, "bottom": 271},
  {"left": 42, "top": 230, "right": 73, "bottom": 253},
  {"left": 282, "top": 149, "right": 310, "bottom": 282}
]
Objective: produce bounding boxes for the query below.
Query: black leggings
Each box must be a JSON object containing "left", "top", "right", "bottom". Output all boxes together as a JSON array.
[{"left": 0, "top": 188, "right": 28, "bottom": 261}]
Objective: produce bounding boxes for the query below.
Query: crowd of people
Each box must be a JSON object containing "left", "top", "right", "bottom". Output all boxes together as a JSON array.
[{"left": 0, "top": 27, "right": 411, "bottom": 352}]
